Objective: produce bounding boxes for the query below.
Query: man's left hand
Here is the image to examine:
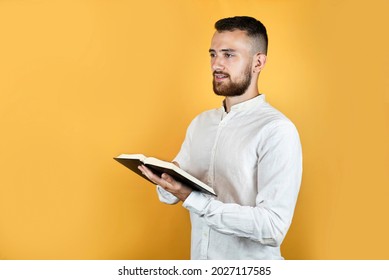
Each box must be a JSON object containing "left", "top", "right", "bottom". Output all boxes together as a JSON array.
[{"left": 138, "top": 165, "right": 192, "bottom": 201}]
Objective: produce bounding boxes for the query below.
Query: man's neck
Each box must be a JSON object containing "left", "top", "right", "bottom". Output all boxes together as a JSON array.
[{"left": 223, "top": 88, "right": 260, "bottom": 113}]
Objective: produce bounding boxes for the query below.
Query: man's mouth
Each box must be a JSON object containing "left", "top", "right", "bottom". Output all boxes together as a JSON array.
[{"left": 214, "top": 73, "right": 229, "bottom": 81}]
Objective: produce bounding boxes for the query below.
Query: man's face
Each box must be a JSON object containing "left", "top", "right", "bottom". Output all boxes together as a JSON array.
[{"left": 209, "top": 30, "right": 254, "bottom": 97}]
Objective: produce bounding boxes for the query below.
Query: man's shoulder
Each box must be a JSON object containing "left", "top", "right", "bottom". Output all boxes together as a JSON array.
[
  {"left": 250, "top": 100, "right": 293, "bottom": 127},
  {"left": 192, "top": 107, "right": 223, "bottom": 122},
  {"left": 183, "top": 107, "right": 222, "bottom": 134},
  {"left": 256, "top": 102, "right": 300, "bottom": 139}
]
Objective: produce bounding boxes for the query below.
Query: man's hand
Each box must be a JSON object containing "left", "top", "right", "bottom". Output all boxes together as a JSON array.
[{"left": 138, "top": 165, "right": 192, "bottom": 201}]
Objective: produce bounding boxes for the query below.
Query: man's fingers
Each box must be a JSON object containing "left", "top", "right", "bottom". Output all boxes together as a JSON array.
[
  {"left": 138, "top": 165, "right": 158, "bottom": 184},
  {"left": 138, "top": 165, "right": 172, "bottom": 187},
  {"left": 137, "top": 165, "right": 191, "bottom": 201},
  {"left": 138, "top": 165, "right": 150, "bottom": 178},
  {"left": 161, "top": 173, "right": 173, "bottom": 183}
]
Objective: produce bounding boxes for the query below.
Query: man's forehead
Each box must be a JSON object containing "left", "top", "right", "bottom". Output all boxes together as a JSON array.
[{"left": 210, "top": 30, "right": 252, "bottom": 51}]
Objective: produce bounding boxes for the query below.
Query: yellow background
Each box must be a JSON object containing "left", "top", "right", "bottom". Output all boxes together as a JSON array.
[{"left": 0, "top": 0, "right": 388, "bottom": 259}]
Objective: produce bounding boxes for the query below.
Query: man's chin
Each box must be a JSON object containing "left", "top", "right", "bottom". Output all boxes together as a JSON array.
[
  {"left": 213, "top": 88, "right": 227, "bottom": 96},
  {"left": 213, "top": 83, "right": 228, "bottom": 96},
  {"left": 213, "top": 91, "right": 242, "bottom": 97}
]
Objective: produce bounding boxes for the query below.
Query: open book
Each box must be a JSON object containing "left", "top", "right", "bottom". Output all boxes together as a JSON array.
[{"left": 114, "top": 154, "right": 216, "bottom": 196}]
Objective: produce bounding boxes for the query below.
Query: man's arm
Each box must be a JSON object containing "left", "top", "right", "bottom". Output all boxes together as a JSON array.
[{"left": 184, "top": 121, "right": 302, "bottom": 246}]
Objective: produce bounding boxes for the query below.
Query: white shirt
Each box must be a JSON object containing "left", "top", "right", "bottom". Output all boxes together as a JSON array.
[{"left": 157, "top": 94, "right": 302, "bottom": 259}]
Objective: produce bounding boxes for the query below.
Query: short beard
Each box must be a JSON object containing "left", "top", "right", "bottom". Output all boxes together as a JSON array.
[{"left": 212, "top": 66, "right": 252, "bottom": 97}]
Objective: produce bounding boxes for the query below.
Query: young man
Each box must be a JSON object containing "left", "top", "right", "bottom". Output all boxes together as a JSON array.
[{"left": 139, "top": 16, "right": 302, "bottom": 259}]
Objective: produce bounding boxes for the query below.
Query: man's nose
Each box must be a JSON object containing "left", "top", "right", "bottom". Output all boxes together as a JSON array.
[{"left": 211, "top": 56, "right": 224, "bottom": 72}]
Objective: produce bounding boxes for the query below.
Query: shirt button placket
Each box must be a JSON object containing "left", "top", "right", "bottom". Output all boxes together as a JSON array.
[{"left": 208, "top": 117, "right": 228, "bottom": 187}]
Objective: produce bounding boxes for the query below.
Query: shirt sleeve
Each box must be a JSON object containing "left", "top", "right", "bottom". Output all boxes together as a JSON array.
[{"left": 182, "top": 121, "right": 303, "bottom": 247}]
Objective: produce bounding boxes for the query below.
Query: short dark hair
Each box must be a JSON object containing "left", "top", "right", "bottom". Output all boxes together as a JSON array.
[{"left": 215, "top": 16, "right": 268, "bottom": 54}]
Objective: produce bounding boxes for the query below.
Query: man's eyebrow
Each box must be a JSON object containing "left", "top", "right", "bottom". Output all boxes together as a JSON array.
[{"left": 208, "top": 48, "right": 237, "bottom": 53}]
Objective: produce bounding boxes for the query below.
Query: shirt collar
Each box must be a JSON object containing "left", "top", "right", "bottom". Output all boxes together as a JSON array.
[{"left": 221, "top": 94, "right": 266, "bottom": 113}]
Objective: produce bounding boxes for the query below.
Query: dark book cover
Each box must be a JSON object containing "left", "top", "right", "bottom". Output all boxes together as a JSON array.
[{"left": 114, "top": 155, "right": 216, "bottom": 196}]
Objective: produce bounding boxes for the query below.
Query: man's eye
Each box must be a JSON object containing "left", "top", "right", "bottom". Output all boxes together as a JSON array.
[
  {"left": 210, "top": 53, "right": 216, "bottom": 58},
  {"left": 225, "top": 53, "right": 233, "bottom": 58}
]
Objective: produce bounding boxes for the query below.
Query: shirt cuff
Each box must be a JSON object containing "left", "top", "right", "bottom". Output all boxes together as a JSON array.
[
  {"left": 182, "top": 191, "right": 212, "bottom": 215},
  {"left": 156, "top": 185, "right": 180, "bottom": 205}
]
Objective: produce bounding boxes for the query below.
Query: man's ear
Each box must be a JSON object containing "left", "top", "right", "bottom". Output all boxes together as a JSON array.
[{"left": 253, "top": 53, "right": 267, "bottom": 73}]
